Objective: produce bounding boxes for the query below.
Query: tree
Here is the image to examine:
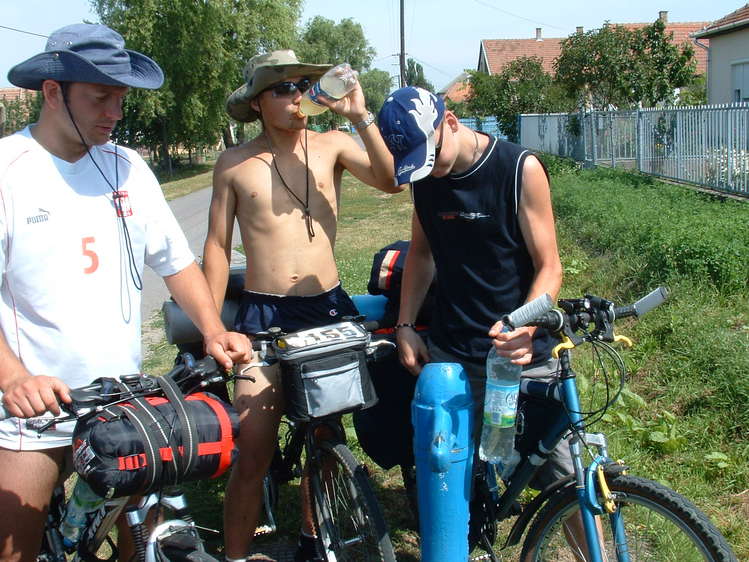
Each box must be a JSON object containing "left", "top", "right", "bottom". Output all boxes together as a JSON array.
[
  {"left": 466, "top": 57, "right": 574, "bottom": 142},
  {"left": 295, "top": 16, "right": 375, "bottom": 71},
  {"left": 92, "top": 0, "right": 301, "bottom": 171},
  {"left": 294, "top": 16, "right": 377, "bottom": 131},
  {"left": 678, "top": 74, "right": 707, "bottom": 106},
  {"left": 359, "top": 68, "right": 394, "bottom": 117},
  {"left": 405, "top": 58, "right": 433, "bottom": 91},
  {"left": 555, "top": 19, "right": 697, "bottom": 109}
]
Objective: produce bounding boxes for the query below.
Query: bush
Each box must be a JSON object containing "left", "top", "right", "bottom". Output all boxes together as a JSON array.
[{"left": 551, "top": 167, "right": 749, "bottom": 294}]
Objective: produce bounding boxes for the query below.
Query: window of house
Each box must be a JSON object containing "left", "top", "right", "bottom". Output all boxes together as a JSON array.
[{"left": 731, "top": 62, "right": 749, "bottom": 102}]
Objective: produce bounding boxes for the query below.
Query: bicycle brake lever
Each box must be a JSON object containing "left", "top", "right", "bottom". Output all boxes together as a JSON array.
[{"left": 26, "top": 413, "right": 77, "bottom": 434}]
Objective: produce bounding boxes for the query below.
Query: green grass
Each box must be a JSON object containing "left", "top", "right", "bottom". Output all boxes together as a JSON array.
[
  {"left": 157, "top": 163, "right": 215, "bottom": 201},
  {"left": 143, "top": 166, "right": 749, "bottom": 559}
]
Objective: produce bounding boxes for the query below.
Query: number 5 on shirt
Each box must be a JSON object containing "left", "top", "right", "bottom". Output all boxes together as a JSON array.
[{"left": 82, "top": 237, "right": 99, "bottom": 274}]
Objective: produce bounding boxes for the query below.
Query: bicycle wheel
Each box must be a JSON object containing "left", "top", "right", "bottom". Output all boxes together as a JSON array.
[
  {"left": 521, "top": 474, "right": 737, "bottom": 561},
  {"left": 309, "top": 440, "right": 396, "bottom": 561}
]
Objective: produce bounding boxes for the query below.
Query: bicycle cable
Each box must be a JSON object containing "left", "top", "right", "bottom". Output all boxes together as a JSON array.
[{"left": 557, "top": 336, "right": 627, "bottom": 458}]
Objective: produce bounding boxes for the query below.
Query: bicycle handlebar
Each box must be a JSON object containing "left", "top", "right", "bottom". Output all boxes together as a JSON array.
[
  {"left": 523, "top": 287, "right": 669, "bottom": 344},
  {"left": 0, "top": 355, "right": 225, "bottom": 428}
]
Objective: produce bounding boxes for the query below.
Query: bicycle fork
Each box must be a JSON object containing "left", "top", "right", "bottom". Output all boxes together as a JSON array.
[{"left": 562, "top": 372, "right": 629, "bottom": 562}]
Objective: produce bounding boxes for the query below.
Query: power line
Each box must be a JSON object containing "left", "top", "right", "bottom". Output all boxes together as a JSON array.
[
  {"left": 407, "top": 55, "right": 454, "bottom": 78},
  {"left": 0, "top": 25, "right": 48, "bottom": 39},
  {"left": 472, "top": 0, "right": 568, "bottom": 32}
]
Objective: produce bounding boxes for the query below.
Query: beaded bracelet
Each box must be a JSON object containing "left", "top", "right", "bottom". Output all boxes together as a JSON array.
[{"left": 394, "top": 322, "right": 417, "bottom": 331}]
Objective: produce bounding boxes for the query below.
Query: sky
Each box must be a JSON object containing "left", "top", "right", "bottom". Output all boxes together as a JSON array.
[{"left": 0, "top": 0, "right": 744, "bottom": 91}]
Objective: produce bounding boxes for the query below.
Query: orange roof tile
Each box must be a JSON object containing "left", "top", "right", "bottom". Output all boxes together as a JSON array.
[
  {"left": 439, "top": 72, "right": 473, "bottom": 103},
  {"left": 693, "top": 4, "right": 749, "bottom": 38},
  {"left": 481, "top": 37, "right": 564, "bottom": 75}
]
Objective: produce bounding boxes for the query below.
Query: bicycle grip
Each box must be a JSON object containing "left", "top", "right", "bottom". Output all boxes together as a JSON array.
[
  {"left": 615, "top": 287, "right": 669, "bottom": 319},
  {"left": 503, "top": 293, "right": 554, "bottom": 329}
]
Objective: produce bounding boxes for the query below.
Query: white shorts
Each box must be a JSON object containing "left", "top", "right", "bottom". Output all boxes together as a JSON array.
[{"left": 0, "top": 417, "right": 75, "bottom": 451}]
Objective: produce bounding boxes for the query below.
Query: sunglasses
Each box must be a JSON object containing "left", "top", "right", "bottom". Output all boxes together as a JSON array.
[{"left": 264, "top": 78, "right": 312, "bottom": 98}]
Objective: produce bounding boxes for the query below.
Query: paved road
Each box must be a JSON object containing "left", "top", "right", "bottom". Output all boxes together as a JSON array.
[{"left": 141, "top": 186, "right": 243, "bottom": 323}]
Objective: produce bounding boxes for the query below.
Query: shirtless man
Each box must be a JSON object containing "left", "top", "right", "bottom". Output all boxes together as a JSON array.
[{"left": 202, "top": 50, "right": 401, "bottom": 561}]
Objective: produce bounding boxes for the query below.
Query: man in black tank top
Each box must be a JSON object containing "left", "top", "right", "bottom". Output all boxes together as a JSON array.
[{"left": 378, "top": 87, "right": 570, "bottom": 492}]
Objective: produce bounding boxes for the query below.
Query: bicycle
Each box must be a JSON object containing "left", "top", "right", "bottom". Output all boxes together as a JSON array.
[
  {"left": 1, "top": 355, "right": 233, "bottom": 562},
  {"left": 245, "top": 319, "right": 398, "bottom": 562},
  {"left": 461, "top": 288, "right": 737, "bottom": 561}
]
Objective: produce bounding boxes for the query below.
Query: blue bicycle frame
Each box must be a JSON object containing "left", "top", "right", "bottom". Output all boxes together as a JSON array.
[{"left": 501, "top": 350, "right": 629, "bottom": 562}]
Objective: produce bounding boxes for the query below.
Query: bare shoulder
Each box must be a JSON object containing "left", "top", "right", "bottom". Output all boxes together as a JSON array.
[
  {"left": 214, "top": 139, "right": 270, "bottom": 184},
  {"left": 311, "top": 129, "right": 357, "bottom": 151},
  {"left": 216, "top": 140, "right": 263, "bottom": 170},
  {"left": 522, "top": 153, "right": 548, "bottom": 179}
]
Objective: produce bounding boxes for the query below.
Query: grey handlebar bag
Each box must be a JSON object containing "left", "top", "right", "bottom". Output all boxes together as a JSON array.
[{"left": 273, "top": 322, "right": 378, "bottom": 422}]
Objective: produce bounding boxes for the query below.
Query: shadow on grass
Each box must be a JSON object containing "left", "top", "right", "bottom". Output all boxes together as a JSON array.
[{"left": 154, "top": 162, "right": 214, "bottom": 184}]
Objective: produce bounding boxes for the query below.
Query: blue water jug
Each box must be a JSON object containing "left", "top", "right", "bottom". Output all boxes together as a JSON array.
[{"left": 412, "top": 362, "right": 474, "bottom": 562}]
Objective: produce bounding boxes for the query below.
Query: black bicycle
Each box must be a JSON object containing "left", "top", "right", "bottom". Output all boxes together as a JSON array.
[
  {"left": 1, "top": 355, "right": 234, "bottom": 562},
  {"left": 463, "top": 288, "right": 737, "bottom": 561},
  {"left": 246, "top": 319, "right": 398, "bottom": 562}
]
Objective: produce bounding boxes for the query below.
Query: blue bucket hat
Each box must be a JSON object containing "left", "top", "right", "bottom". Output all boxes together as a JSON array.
[
  {"left": 7, "top": 23, "right": 163, "bottom": 91},
  {"left": 377, "top": 86, "right": 445, "bottom": 184}
]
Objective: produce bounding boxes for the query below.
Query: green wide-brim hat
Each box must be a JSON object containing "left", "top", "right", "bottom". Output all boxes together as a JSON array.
[{"left": 226, "top": 49, "right": 332, "bottom": 122}]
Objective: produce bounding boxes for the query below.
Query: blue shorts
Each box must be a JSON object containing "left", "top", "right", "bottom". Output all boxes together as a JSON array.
[{"left": 233, "top": 284, "right": 359, "bottom": 335}]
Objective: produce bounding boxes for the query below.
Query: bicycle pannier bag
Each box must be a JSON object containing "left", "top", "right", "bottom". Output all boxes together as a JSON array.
[
  {"left": 71, "top": 376, "right": 239, "bottom": 498},
  {"left": 274, "top": 321, "right": 377, "bottom": 422}
]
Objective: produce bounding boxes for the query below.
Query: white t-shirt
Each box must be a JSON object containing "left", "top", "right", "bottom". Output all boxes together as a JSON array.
[{"left": 0, "top": 127, "right": 195, "bottom": 449}]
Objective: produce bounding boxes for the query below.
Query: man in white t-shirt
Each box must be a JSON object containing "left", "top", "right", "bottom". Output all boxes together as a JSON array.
[{"left": 0, "top": 23, "right": 250, "bottom": 559}]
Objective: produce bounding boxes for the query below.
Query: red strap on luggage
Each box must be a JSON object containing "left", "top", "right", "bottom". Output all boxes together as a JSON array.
[{"left": 187, "top": 392, "right": 235, "bottom": 477}]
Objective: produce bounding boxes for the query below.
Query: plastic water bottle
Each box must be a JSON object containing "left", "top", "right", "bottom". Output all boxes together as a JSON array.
[
  {"left": 59, "top": 478, "right": 105, "bottom": 548},
  {"left": 298, "top": 63, "right": 358, "bottom": 117},
  {"left": 479, "top": 345, "right": 521, "bottom": 470}
]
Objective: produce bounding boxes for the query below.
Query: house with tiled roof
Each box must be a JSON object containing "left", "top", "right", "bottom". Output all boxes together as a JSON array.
[
  {"left": 0, "top": 88, "right": 37, "bottom": 137},
  {"left": 693, "top": 4, "right": 749, "bottom": 103},
  {"left": 479, "top": 12, "right": 709, "bottom": 76},
  {"left": 444, "top": 11, "right": 710, "bottom": 104},
  {"left": 0, "top": 87, "right": 34, "bottom": 103},
  {"left": 439, "top": 71, "right": 471, "bottom": 104}
]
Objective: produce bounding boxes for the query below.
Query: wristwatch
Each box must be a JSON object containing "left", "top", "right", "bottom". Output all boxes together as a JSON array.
[{"left": 352, "top": 111, "right": 375, "bottom": 132}]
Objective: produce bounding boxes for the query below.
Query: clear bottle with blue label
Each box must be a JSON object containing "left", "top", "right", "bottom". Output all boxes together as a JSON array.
[
  {"left": 58, "top": 478, "right": 105, "bottom": 549},
  {"left": 298, "top": 63, "right": 358, "bottom": 117},
  {"left": 479, "top": 345, "right": 521, "bottom": 471}
]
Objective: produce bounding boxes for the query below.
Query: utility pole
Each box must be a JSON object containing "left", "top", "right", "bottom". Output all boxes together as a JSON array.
[{"left": 399, "top": 0, "right": 406, "bottom": 87}]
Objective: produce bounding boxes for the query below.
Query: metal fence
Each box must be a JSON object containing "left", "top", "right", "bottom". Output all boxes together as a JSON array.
[
  {"left": 519, "top": 104, "right": 749, "bottom": 197},
  {"left": 459, "top": 116, "right": 505, "bottom": 139}
]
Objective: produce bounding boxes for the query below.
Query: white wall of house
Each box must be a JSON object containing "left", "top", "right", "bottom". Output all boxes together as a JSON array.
[{"left": 706, "top": 29, "right": 749, "bottom": 104}]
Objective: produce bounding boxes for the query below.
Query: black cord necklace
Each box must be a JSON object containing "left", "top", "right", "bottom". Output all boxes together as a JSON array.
[
  {"left": 265, "top": 128, "right": 315, "bottom": 238},
  {"left": 63, "top": 97, "right": 143, "bottom": 291}
]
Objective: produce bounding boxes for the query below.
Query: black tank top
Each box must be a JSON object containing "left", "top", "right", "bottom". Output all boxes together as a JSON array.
[{"left": 413, "top": 135, "right": 555, "bottom": 365}]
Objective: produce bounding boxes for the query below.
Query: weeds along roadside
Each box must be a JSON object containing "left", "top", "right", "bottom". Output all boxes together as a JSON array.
[{"left": 544, "top": 155, "right": 749, "bottom": 558}]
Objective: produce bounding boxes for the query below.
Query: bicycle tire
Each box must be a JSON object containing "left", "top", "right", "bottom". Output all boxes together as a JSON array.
[
  {"left": 520, "top": 474, "right": 737, "bottom": 561},
  {"left": 309, "top": 440, "right": 396, "bottom": 562}
]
